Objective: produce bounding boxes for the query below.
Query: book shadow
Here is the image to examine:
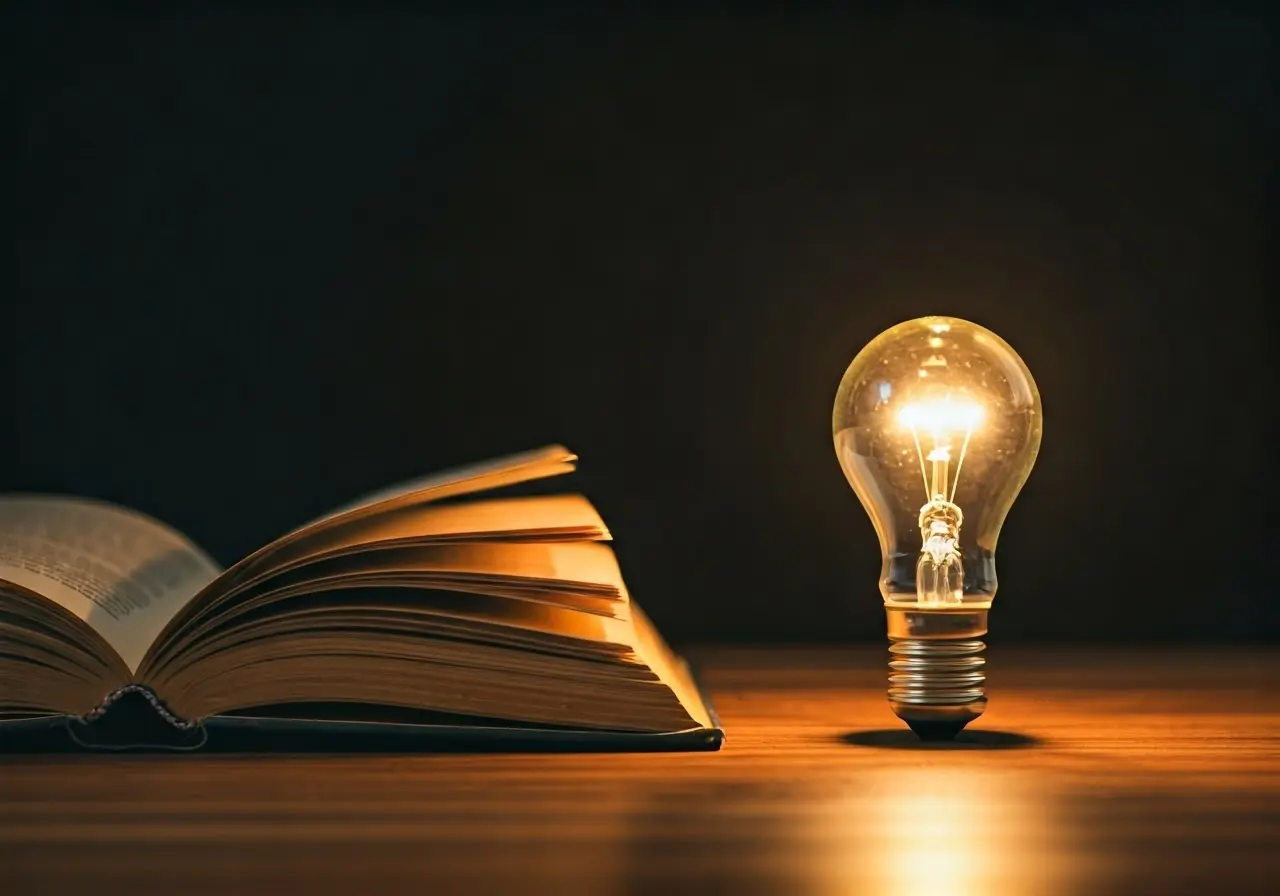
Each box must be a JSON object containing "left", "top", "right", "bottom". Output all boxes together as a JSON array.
[{"left": 839, "top": 729, "right": 1041, "bottom": 750}]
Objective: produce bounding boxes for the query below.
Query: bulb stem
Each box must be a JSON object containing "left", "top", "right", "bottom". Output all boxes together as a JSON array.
[{"left": 885, "top": 608, "right": 989, "bottom": 740}]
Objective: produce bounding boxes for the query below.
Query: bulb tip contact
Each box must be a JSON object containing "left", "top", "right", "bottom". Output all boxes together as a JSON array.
[{"left": 904, "top": 718, "right": 972, "bottom": 741}]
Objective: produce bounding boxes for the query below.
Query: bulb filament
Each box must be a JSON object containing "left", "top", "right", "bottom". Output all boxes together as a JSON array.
[
  {"left": 898, "top": 397, "right": 981, "bottom": 606},
  {"left": 917, "top": 498, "right": 963, "bottom": 605}
]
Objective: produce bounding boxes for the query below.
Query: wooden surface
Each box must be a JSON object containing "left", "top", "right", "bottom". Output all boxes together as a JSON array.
[{"left": 3, "top": 645, "right": 1279, "bottom": 895}]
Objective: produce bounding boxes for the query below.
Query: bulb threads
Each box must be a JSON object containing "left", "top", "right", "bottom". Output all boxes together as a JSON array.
[{"left": 887, "top": 637, "right": 987, "bottom": 740}]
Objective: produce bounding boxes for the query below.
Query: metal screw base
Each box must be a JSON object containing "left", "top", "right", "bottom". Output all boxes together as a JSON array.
[{"left": 888, "top": 638, "right": 987, "bottom": 741}]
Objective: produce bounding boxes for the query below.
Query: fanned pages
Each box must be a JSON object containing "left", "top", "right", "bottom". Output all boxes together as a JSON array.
[{"left": 0, "top": 447, "right": 719, "bottom": 748}]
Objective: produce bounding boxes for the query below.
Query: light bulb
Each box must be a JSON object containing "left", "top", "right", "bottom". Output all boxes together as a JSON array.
[{"left": 832, "top": 316, "right": 1042, "bottom": 740}]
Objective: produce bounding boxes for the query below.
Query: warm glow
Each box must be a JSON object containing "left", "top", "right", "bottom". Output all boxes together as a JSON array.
[
  {"left": 897, "top": 398, "right": 984, "bottom": 434},
  {"left": 878, "top": 794, "right": 979, "bottom": 896},
  {"left": 808, "top": 767, "right": 1077, "bottom": 896}
]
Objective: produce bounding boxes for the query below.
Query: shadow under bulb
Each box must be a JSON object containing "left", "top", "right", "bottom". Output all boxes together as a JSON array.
[{"left": 832, "top": 316, "right": 1043, "bottom": 740}]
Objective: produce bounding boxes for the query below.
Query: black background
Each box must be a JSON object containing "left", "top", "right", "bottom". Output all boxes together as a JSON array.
[{"left": 6, "top": 6, "right": 1277, "bottom": 645}]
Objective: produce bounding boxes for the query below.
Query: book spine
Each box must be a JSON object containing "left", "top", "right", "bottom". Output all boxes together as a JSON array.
[{"left": 81, "top": 684, "right": 199, "bottom": 730}]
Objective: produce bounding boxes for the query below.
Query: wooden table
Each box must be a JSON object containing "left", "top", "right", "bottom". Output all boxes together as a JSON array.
[{"left": 3, "top": 646, "right": 1279, "bottom": 894}]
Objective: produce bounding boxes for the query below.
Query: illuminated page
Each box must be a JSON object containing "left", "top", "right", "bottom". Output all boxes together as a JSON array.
[
  {"left": 204, "top": 446, "right": 578, "bottom": 595},
  {"left": 297, "top": 445, "right": 577, "bottom": 530},
  {"left": 0, "top": 496, "right": 221, "bottom": 674},
  {"left": 147, "top": 446, "right": 581, "bottom": 661},
  {"left": 238, "top": 494, "right": 610, "bottom": 586}
]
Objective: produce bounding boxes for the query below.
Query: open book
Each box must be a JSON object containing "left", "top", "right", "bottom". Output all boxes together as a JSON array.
[{"left": 0, "top": 446, "right": 720, "bottom": 752}]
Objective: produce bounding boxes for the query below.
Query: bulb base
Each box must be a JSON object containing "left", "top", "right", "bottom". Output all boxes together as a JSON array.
[{"left": 887, "top": 637, "right": 987, "bottom": 741}]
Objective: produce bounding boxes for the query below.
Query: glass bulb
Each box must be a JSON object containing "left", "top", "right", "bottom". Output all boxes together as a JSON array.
[{"left": 833, "top": 315, "right": 1042, "bottom": 739}]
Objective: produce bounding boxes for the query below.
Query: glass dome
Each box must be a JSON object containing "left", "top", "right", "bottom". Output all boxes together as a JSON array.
[{"left": 832, "top": 316, "right": 1042, "bottom": 608}]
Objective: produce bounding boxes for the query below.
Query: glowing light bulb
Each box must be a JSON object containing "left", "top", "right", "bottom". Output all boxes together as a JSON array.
[{"left": 832, "top": 316, "right": 1042, "bottom": 739}]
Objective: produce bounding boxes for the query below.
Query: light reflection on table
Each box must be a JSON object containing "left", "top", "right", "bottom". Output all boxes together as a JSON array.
[{"left": 804, "top": 766, "right": 1082, "bottom": 896}]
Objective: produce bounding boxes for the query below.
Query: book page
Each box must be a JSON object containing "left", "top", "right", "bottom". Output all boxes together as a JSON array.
[
  {"left": 263, "top": 541, "right": 631, "bottom": 596},
  {"left": 628, "top": 602, "right": 715, "bottom": 730},
  {"left": 141, "top": 446, "right": 583, "bottom": 669},
  {"left": 231, "top": 494, "right": 610, "bottom": 592},
  {"left": 0, "top": 496, "right": 222, "bottom": 674},
  {"left": 298, "top": 445, "right": 577, "bottom": 530},
  {"left": 345, "top": 493, "right": 611, "bottom": 543}
]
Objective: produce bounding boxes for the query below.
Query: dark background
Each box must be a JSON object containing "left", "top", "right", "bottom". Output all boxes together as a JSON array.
[{"left": 6, "top": 6, "right": 1277, "bottom": 645}]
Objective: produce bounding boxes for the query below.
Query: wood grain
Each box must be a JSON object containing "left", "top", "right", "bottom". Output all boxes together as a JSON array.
[{"left": 3, "top": 646, "right": 1279, "bottom": 895}]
